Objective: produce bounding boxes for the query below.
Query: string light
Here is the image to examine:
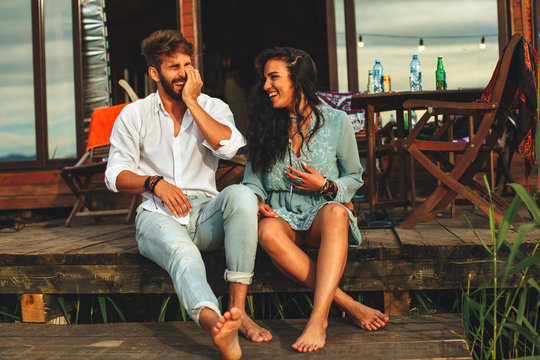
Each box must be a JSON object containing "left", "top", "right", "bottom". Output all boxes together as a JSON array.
[
  {"left": 479, "top": 36, "right": 486, "bottom": 49},
  {"left": 357, "top": 35, "right": 365, "bottom": 47},
  {"left": 418, "top": 38, "right": 425, "bottom": 51}
]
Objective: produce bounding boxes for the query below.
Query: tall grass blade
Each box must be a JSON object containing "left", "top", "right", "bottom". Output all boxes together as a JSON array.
[
  {"left": 497, "top": 196, "right": 523, "bottom": 246},
  {"left": 0, "top": 310, "right": 20, "bottom": 321},
  {"left": 105, "top": 296, "right": 126, "bottom": 322},
  {"left": 509, "top": 184, "right": 540, "bottom": 222},
  {"left": 97, "top": 296, "right": 107, "bottom": 324},
  {"left": 56, "top": 296, "right": 71, "bottom": 324},
  {"left": 269, "top": 294, "right": 285, "bottom": 320},
  {"left": 503, "top": 322, "right": 540, "bottom": 348},
  {"left": 500, "top": 223, "right": 535, "bottom": 286},
  {"left": 158, "top": 295, "right": 171, "bottom": 322}
]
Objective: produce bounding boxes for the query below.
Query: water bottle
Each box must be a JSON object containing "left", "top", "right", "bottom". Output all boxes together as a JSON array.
[
  {"left": 436, "top": 56, "right": 447, "bottom": 90},
  {"left": 367, "top": 70, "right": 375, "bottom": 94},
  {"left": 372, "top": 59, "right": 384, "bottom": 93},
  {"left": 409, "top": 55, "right": 422, "bottom": 91}
]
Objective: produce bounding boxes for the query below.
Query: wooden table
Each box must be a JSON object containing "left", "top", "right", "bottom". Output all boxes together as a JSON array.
[{"left": 351, "top": 89, "right": 483, "bottom": 212}]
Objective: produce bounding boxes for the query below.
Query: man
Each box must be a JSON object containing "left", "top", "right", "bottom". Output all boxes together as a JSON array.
[{"left": 105, "top": 29, "right": 271, "bottom": 360}]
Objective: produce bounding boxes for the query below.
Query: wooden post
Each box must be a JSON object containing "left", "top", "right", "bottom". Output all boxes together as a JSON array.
[
  {"left": 21, "top": 294, "right": 69, "bottom": 324},
  {"left": 384, "top": 290, "right": 410, "bottom": 316}
]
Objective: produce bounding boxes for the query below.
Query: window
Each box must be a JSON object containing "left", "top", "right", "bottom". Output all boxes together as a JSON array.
[
  {"left": 0, "top": 1, "right": 36, "bottom": 162},
  {"left": 0, "top": 0, "right": 80, "bottom": 169},
  {"left": 335, "top": 0, "right": 500, "bottom": 92}
]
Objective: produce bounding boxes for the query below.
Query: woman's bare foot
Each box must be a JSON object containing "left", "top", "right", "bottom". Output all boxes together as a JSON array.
[
  {"left": 347, "top": 301, "right": 389, "bottom": 331},
  {"left": 239, "top": 313, "right": 273, "bottom": 342},
  {"left": 212, "top": 307, "right": 242, "bottom": 360},
  {"left": 291, "top": 318, "right": 327, "bottom": 353}
]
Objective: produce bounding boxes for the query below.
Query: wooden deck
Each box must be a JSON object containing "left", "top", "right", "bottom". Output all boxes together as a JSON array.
[
  {"left": 0, "top": 314, "right": 471, "bottom": 359},
  {"left": 0, "top": 203, "right": 538, "bottom": 297},
  {"left": 1, "top": 202, "right": 538, "bottom": 359}
]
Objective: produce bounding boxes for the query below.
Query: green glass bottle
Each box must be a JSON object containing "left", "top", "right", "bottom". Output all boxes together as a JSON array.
[{"left": 435, "top": 56, "right": 446, "bottom": 90}]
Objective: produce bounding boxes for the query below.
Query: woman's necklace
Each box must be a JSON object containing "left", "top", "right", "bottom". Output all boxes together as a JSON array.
[{"left": 287, "top": 111, "right": 312, "bottom": 197}]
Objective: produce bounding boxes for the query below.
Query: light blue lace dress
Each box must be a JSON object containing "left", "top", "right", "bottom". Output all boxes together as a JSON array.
[{"left": 242, "top": 105, "right": 364, "bottom": 246}]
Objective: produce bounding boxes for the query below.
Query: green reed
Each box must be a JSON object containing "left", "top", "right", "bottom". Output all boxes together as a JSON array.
[{"left": 457, "top": 178, "right": 540, "bottom": 360}]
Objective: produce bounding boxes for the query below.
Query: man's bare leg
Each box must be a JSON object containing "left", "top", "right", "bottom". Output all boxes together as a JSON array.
[
  {"left": 199, "top": 307, "right": 242, "bottom": 360},
  {"left": 229, "top": 282, "right": 273, "bottom": 342}
]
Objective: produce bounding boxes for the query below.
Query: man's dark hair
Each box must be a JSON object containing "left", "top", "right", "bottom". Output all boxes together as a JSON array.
[{"left": 141, "top": 29, "right": 194, "bottom": 69}]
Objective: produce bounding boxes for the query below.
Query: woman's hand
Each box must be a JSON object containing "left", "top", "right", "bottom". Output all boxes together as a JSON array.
[
  {"left": 285, "top": 162, "right": 326, "bottom": 192},
  {"left": 258, "top": 201, "right": 278, "bottom": 220}
]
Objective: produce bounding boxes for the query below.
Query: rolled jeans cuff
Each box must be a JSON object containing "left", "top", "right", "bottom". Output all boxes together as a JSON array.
[
  {"left": 224, "top": 269, "right": 253, "bottom": 285},
  {"left": 191, "top": 301, "right": 222, "bottom": 327}
]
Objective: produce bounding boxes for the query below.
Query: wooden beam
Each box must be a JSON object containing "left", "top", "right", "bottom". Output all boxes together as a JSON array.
[
  {"left": 1, "top": 257, "right": 536, "bottom": 294},
  {"left": 384, "top": 290, "right": 410, "bottom": 316},
  {"left": 325, "top": 0, "right": 338, "bottom": 91},
  {"left": 21, "top": 294, "right": 68, "bottom": 323},
  {"left": 344, "top": 0, "right": 358, "bottom": 91}
]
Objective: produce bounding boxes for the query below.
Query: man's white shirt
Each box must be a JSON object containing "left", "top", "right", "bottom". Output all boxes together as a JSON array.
[{"left": 105, "top": 91, "right": 246, "bottom": 224}]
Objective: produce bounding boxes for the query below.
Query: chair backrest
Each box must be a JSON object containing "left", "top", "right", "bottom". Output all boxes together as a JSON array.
[
  {"left": 86, "top": 103, "right": 130, "bottom": 152},
  {"left": 479, "top": 34, "right": 535, "bottom": 147},
  {"left": 317, "top": 91, "right": 365, "bottom": 132}
]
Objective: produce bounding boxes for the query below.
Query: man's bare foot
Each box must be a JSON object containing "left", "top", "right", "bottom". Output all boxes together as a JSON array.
[
  {"left": 239, "top": 313, "right": 273, "bottom": 342},
  {"left": 212, "top": 307, "right": 242, "bottom": 360},
  {"left": 348, "top": 302, "right": 389, "bottom": 331},
  {"left": 291, "top": 318, "right": 327, "bottom": 353}
]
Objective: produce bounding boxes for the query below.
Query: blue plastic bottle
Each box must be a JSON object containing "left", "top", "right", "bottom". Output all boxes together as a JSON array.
[
  {"left": 372, "top": 59, "right": 384, "bottom": 93},
  {"left": 410, "top": 55, "right": 422, "bottom": 91}
]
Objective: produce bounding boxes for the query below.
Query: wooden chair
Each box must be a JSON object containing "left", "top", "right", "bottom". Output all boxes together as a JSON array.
[
  {"left": 61, "top": 103, "right": 137, "bottom": 226},
  {"left": 391, "top": 34, "right": 537, "bottom": 229}
]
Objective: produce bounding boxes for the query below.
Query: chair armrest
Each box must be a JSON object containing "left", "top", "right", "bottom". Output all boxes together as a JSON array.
[
  {"left": 403, "top": 99, "right": 498, "bottom": 111},
  {"left": 72, "top": 151, "right": 91, "bottom": 167}
]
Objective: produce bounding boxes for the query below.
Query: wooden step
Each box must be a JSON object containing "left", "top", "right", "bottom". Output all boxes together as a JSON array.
[{"left": 0, "top": 314, "right": 471, "bottom": 359}]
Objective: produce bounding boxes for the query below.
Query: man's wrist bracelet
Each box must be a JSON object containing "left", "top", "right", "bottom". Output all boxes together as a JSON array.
[
  {"left": 144, "top": 176, "right": 152, "bottom": 192},
  {"left": 149, "top": 176, "right": 164, "bottom": 193},
  {"left": 144, "top": 175, "right": 164, "bottom": 193}
]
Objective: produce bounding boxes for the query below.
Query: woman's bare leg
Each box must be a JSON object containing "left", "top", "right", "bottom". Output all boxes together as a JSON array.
[
  {"left": 292, "top": 204, "right": 349, "bottom": 352},
  {"left": 259, "top": 205, "right": 388, "bottom": 351},
  {"left": 259, "top": 204, "right": 352, "bottom": 352}
]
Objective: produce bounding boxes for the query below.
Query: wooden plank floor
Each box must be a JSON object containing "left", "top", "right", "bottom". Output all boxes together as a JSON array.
[{"left": 0, "top": 314, "right": 471, "bottom": 360}]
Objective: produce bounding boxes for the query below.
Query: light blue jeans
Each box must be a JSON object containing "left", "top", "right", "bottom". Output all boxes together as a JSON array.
[{"left": 135, "top": 184, "right": 259, "bottom": 325}]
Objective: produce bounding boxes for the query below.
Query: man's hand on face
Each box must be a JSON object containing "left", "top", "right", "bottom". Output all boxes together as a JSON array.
[{"left": 182, "top": 65, "right": 203, "bottom": 105}]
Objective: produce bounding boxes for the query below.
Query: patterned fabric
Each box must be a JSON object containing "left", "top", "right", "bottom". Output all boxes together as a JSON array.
[
  {"left": 242, "top": 105, "right": 364, "bottom": 246},
  {"left": 317, "top": 91, "right": 365, "bottom": 132},
  {"left": 479, "top": 35, "right": 538, "bottom": 181}
]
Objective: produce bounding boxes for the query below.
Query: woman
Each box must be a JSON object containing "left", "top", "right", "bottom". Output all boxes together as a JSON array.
[{"left": 242, "top": 47, "right": 389, "bottom": 353}]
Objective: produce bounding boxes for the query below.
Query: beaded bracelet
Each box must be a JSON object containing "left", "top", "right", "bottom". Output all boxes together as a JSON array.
[
  {"left": 326, "top": 180, "right": 337, "bottom": 195},
  {"left": 318, "top": 178, "right": 328, "bottom": 194}
]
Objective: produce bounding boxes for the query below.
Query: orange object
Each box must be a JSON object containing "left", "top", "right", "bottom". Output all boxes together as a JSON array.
[{"left": 86, "top": 103, "right": 130, "bottom": 151}]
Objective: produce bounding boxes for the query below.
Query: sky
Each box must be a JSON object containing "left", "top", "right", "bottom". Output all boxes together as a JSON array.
[{"left": 336, "top": 0, "right": 499, "bottom": 92}]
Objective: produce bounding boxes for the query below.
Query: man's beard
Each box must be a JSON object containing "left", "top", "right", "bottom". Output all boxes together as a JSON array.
[{"left": 158, "top": 70, "right": 185, "bottom": 101}]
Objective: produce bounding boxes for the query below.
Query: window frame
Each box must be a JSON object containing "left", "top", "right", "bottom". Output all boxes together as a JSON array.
[{"left": 0, "top": 0, "right": 84, "bottom": 171}]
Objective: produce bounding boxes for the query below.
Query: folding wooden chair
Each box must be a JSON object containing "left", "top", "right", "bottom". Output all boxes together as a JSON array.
[
  {"left": 61, "top": 103, "right": 137, "bottom": 226},
  {"left": 391, "top": 34, "right": 537, "bottom": 229}
]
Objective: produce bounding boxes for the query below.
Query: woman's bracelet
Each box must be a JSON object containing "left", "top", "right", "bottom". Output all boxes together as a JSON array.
[
  {"left": 326, "top": 180, "right": 337, "bottom": 195},
  {"left": 318, "top": 178, "right": 329, "bottom": 194},
  {"left": 318, "top": 178, "right": 337, "bottom": 195}
]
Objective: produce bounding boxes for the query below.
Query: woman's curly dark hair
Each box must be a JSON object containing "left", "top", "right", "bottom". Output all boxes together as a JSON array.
[{"left": 246, "top": 47, "right": 324, "bottom": 173}]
